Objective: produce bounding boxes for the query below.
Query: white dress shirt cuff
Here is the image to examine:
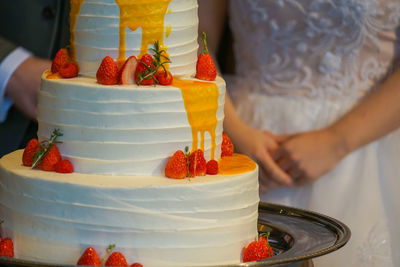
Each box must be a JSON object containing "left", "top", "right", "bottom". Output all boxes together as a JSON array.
[{"left": 0, "top": 47, "right": 33, "bottom": 122}]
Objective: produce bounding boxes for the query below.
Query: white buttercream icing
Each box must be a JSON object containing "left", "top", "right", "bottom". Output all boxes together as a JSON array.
[{"left": 0, "top": 150, "right": 259, "bottom": 266}]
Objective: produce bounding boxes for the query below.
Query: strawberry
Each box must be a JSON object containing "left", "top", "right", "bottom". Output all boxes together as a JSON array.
[
  {"left": 22, "top": 138, "right": 40, "bottom": 167},
  {"left": 55, "top": 159, "right": 74, "bottom": 173},
  {"left": 157, "top": 70, "right": 173, "bottom": 85},
  {"left": 51, "top": 48, "right": 69, "bottom": 73},
  {"left": 206, "top": 160, "right": 218, "bottom": 175},
  {"left": 135, "top": 54, "right": 156, "bottom": 85},
  {"left": 105, "top": 252, "right": 128, "bottom": 267},
  {"left": 189, "top": 149, "right": 207, "bottom": 177},
  {"left": 59, "top": 61, "right": 79, "bottom": 78},
  {"left": 41, "top": 145, "right": 62, "bottom": 171},
  {"left": 195, "top": 32, "right": 217, "bottom": 81},
  {"left": 243, "top": 235, "right": 274, "bottom": 262},
  {"left": 0, "top": 238, "right": 14, "bottom": 258},
  {"left": 165, "top": 150, "right": 188, "bottom": 179},
  {"left": 77, "top": 247, "right": 101, "bottom": 266},
  {"left": 97, "top": 56, "right": 119, "bottom": 85},
  {"left": 120, "top": 56, "right": 138, "bottom": 85},
  {"left": 130, "top": 263, "right": 143, "bottom": 267},
  {"left": 221, "top": 133, "right": 234, "bottom": 157}
]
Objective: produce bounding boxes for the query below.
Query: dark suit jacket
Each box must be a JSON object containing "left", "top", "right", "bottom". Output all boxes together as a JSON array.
[{"left": 0, "top": 0, "right": 70, "bottom": 156}]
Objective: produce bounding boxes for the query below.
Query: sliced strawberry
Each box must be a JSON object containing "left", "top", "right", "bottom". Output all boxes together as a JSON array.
[
  {"left": 130, "top": 263, "right": 143, "bottom": 267},
  {"left": 105, "top": 251, "right": 128, "bottom": 267},
  {"left": 22, "top": 138, "right": 40, "bottom": 167},
  {"left": 157, "top": 70, "right": 173, "bottom": 85},
  {"left": 55, "top": 159, "right": 74, "bottom": 173},
  {"left": 206, "top": 160, "right": 218, "bottom": 175},
  {"left": 77, "top": 247, "right": 101, "bottom": 266},
  {"left": 51, "top": 48, "right": 69, "bottom": 74},
  {"left": 195, "top": 32, "right": 217, "bottom": 81},
  {"left": 165, "top": 150, "right": 188, "bottom": 179},
  {"left": 189, "top": 149, "right": 207, "bottom": 177},
  {"left": 41, "top": 145, "right": 62, "bottom": 172},
  {"left": 120, "top": 56, "right": 138, "bottom": 85},
  {"left": 221, "top": 133, "right": 234, "bottom": 157},
  {"left": 59, "top": 62, "right": 79, "bottom": 78},
  {"left": 97, "top": 56, "right": 119, "bottom": 85},
  {"left": 0, "top": 238, "right": 14, "bottom": 258}
]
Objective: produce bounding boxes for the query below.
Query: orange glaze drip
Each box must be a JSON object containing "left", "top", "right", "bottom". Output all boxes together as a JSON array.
[
  {"left": 172, "top": 78, "right": 219, "bottom": 159},
  {"left": 166, "top": 24, "right": 172, "bottom": 38},
  {"left": 115, "top": 0, "right": 171, "bottom": 66},
  {"left": 45, "top": 70, "right": 62, "bottom": 79},
  {"left": 218, "top": 154, "right": 257, "bottom": 175},
  {"left": 69, "top": 0, "right": 85, "bottom": 62}
]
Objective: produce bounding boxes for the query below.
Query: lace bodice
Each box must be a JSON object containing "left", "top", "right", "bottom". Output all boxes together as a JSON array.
[{"left": 228, "top": 0, "right": 400, "bottom": 100}]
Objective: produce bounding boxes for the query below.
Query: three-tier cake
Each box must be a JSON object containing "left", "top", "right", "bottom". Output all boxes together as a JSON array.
[{"left": 0, "top": 0, "right": 260, "bottom": 266}]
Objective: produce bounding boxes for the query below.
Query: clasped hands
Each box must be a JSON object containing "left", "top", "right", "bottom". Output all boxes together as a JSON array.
[{"left": 235, "top": 125, "right": 349, "bottom": 192}]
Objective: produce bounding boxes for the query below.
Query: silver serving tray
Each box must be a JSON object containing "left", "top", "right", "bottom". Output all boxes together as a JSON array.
[{"left": 0, "top": 202, "right": 350, "bottom": 267}]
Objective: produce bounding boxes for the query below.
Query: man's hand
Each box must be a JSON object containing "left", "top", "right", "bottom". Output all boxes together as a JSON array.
[{"left": 5, "top": 56, "right": 51, "bottom": 119}]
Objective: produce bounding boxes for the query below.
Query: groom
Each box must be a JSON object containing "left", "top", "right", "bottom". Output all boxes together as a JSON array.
[{"left": 0, "top": 0, "right": 70, "bottom": 157}]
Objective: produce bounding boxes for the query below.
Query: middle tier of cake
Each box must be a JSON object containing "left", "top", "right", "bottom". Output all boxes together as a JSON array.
[{"left": 38, "top": 75, "right": 226, "bottom": 176}]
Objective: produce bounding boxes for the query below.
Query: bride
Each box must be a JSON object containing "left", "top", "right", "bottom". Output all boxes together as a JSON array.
[{"left": 199, "top": 1, "right": 400, "bottom": 266}]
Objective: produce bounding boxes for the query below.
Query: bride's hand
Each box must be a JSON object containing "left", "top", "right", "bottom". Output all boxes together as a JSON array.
[
  {"left": 229, "top": 124, "right": 293, "bottom": 190},
  {"left": 273, "top": 129, "right": 348, "bottom": 185}
]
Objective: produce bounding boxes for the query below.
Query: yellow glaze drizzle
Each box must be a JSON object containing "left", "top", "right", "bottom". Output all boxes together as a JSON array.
[
  {"left": 166, "top": 24, "right": 172, "bottom": 38},
  {"left": 172, "top": 78, "right": 219, "bottom": 159},
  {"left": 69, "top": 0, "right": 85, "bottom": 62},
  {"left": 45, "top": 70, "right": 62, "bottom": 79},
  {"left": 218, "top": 154, "right": 257, "bottom": 175},
  {"left": 115, "top": 0, "right": 171, "bottom": 65}
]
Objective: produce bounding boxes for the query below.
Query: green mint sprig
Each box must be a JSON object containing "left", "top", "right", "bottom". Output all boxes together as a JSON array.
[
  {"left": 136, "top": 40, "right": 171, "bottom": 86},
  {"left": 31, "top": 129, "right": 63, "bottom": 169}
]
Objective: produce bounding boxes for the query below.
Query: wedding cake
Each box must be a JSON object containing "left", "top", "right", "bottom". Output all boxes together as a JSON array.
[{"left": 0, "top": 0, "right": 260, "bottom": 266}]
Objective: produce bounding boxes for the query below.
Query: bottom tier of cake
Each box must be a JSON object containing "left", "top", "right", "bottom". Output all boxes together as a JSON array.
[{"left": 0, "top": 150, "right": 259, "bottom": 266}]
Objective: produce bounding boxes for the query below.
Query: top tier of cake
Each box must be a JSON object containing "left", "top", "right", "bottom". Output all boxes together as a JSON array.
[{"left": 71, "top": 0, "right": 198, "bottom": 77}]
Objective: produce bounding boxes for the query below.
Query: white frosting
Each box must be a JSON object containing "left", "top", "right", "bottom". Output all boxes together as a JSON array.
[
  {"left": 0, "top": 150, "right": 259, "bottom": 266},
  {"left": 37, "top": 75, "right": 225, "bottom": 176},
  {"left": 74, "top": 0, "right": 199, "bottom": 77}
]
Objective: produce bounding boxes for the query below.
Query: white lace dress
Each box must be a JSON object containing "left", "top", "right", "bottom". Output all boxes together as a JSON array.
[{"left": 227, "top": 1, "right": 400, "bottom": 266}]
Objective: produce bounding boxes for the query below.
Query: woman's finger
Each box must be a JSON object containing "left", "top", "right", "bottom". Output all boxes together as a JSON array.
[{"left": 258, "top": 151, "right": 292, "bottom": 187}]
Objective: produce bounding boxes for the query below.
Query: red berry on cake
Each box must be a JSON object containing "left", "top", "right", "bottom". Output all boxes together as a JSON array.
[
  {"left": 97, "top": 56, "right": 119, "bottom": 85},
  {"left": 157, "top": 70, "right": 173, "bottom": 85},
  {"left": 221, "top": 133, "right": 234, "bottom": 157},
  {"left": 55, "top": 159, "right": 74, "bottom": 173},
  {"left": 195, "top": 32, "right": 217, "bottom": 81},
  {"left": 41, "top": 145, "right": 62, "bottom": 172},
  {"left": 120, "top": 56, "right": 138, "bottom": 85},
  {"left": 130, "top": 263, "right": 143, "bottom": 267},
  {"left": 165, "top": 150, "right": 188, "bottom": 179},
  {"left": 77, "top": 247, "right": 101, "bottom": 266},
  {"left": 0, "top": 237, "right": 14, "bottom": 258},
  {"left": 51, "top": 48, "right": 69, "bottom": 74},
  {"left": 22, "top": 138, "right": 40, "bottom": 167},
  {"left": 242, "top": 235, "right": 274, "bottom": 262},
  {"left": 59, "top": 61, "right": 79, "bottom": 78},
  {"left": 206, "top": 160, "right": 218, "bottom": 175},
  {"left": 135, "top": 53, "right": 156, "bottom": 86},
  {"left": 105, "top": 251, "right": 128, "bottom": 267},
  {"left": 189, "top": 149, "right": 207, "bottom": 177}
]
